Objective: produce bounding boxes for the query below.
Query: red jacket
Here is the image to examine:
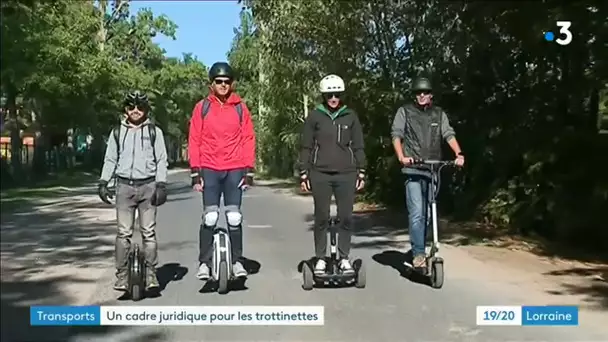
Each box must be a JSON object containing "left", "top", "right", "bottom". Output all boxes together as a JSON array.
[{"left": 188, "top": 93, "right": 255, "bottom": 171}]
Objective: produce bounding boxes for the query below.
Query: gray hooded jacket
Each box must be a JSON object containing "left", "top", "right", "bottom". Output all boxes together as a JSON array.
[{"left": 100, "top": 118, "right": 168, "bottom": 183}]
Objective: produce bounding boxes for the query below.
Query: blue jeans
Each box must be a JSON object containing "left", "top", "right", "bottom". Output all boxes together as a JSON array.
[
  {"left": 198, "top": 168, "right": 246, "bottom": 264},
  {"left": 405, "top": 174, "right": 433, "bottom": 257}
]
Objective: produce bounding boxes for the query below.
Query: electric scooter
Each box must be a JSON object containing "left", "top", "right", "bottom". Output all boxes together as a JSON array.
[
  {"left": 301, "top": 217, "right": 366, "bottom": 290},
  {"left": 408, "top": 159, "right": 455, "bottom": 289}
]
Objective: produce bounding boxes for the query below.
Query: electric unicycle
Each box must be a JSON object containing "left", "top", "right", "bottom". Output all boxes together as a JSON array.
[
  {"left": 127, "top": 243, "right": 146, "bottom": 300},
  {"left": 410, "top": 159, "right": 456, "bottom": 289},
  {"left": 209, "top": 227, "right": 245, "bottom": 294},
  {"left": 126, "top": 210, "right": 147, "bottom": 300},
  {"left": 301, "top": 217, "right": 366, "bottom": 290}
]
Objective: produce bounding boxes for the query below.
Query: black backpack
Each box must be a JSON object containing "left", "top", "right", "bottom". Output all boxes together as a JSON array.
[
  {"left": 201, "top": 98, "right": 244, "bottom": 124},
  {"left": 113, "top": 123, "right": 157, "bottom": 164}
]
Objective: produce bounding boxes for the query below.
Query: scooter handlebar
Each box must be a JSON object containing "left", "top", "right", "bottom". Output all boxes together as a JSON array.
[{"left": 412, "top": 159, "right": 456, "bottom": 166}]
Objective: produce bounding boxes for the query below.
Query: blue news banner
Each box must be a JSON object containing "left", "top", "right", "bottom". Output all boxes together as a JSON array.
[
  {"left": 30, "top": 305, "right": 325, "bottom": 326},
  {"left": 476, "top": 305, "right": 578, "bottom": 326}
]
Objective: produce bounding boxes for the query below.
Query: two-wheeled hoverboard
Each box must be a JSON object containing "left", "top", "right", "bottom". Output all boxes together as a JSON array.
[
  {"left": 108, "top": 178, "right": 147, "bottom": 301},
  {"left": 407, "top": 159, "right": 455, "bottom": 289},
  {"left": 301, "top": 217, "right": 366, "bottom": 290}
]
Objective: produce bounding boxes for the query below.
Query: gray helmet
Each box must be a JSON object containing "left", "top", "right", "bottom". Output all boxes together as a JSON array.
[
  {"left": 124, "top": 90, "right": 149, "bottom": 106},
  {"left": 411, "top": 77, "right": 432, "bottom": 92},
  {"left": 208, "top": 62, "right": 234, "bottom": 81}
]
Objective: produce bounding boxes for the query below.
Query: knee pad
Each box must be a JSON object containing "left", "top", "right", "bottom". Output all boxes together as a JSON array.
[
  {"left": 203, "top": 211, "right": 219, "bottom": 227},
  {"left": 226, "top": 211, "right": 242, "bottom": 227}
]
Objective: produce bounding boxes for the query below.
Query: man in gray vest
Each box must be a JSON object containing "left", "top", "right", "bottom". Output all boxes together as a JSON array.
[
  {"left": 98, "top": 90, "right": 169, "bottom": 292},
  {"left": 390, "top": 77, "right": 465, "bottom": 269}
]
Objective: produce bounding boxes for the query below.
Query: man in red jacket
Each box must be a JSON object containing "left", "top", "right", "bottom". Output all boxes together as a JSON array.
[{"left": 188, "top": 62, "right": 256, "bottom": 280}]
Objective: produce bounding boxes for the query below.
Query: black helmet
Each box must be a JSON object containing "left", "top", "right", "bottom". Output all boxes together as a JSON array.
[
  {"left": 411, "top": 77, "right": 432, "bottom": 92},
  {"left": 124, "top": 90, "right": 149, "bottom": 106},
  {"left": 208, "top": 62, "right": 234, "bottom": 81}
]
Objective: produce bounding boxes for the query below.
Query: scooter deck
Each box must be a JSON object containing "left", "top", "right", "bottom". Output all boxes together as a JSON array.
[{"left": 314, "top": 272, "right": 356, "bottom": 282}]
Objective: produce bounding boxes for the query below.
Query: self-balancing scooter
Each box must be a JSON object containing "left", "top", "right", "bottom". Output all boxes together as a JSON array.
[
  {"left": 126, "top": 210, "right": 147, "bottom": 300},
  {"left": 301, "top": 217, "right": 366, "bottom": 290},
  {"left": 107, "top": 179, "right": 149, "bottom": 300},
  {"left": 410, "top": 159, "right": 455, "bottom": 289},
  {"left": 207, "top": 226, "right": 247, "bottom": 294}
]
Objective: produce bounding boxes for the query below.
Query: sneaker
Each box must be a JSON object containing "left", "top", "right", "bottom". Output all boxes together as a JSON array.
[
  {"left": 232, "top": 261, "right": 248, "bottom": 278},
  {"left": 113, "top": 271, "right": 128, "bottom": 291},
  {"left": 197, "top": 263, "right": 210, "bottom": 280},
  {"left": 339, "top": 259, "right": 355, "bottom": 275},
  {"left": 146, "top": 268, "right": 160, "bottom": 290},
  {"left": 413, "top": 254, "right": 426, "bottom": 268},
  {"left": 314, "top": 259, "right": 326, "bottom": 276}
]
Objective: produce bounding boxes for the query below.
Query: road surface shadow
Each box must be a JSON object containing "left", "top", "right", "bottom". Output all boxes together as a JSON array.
[
  {"left": 543, "top": 267, "right": 608, "bottom": 310},
  {"left": 371, "top": 250, "right": 432, "bottom": 287},
  {"left": 0, "top": 179, "right": 173, "bottom": 341},
  {"left": 116, "top": 262, "right": 190, "bottom": 301},
  {"left": 1, "top": 212, "right": 166, "bottom": 340},
  {"left": 1, "top": 276, "right": 167, "bottom": 342},
  {"left": 198, "top": 257, "right": 261, "bottom": 294}
]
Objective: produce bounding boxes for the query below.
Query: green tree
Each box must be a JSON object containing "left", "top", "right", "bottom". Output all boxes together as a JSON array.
[{"left": 231, "top": 0, "right": 608, "bottom": 251}]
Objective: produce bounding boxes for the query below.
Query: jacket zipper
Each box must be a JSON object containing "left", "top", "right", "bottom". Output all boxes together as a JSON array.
[
  {"left": 128, "top": 127, "right": 137, "bottom": 179},
  {"left": 348, "top": 145, "right": 355, "bottom": 166},
  {"left": 313, "top": 144, "right": 319, "bottom": 165},
  {"left": 336, "top": 122, "right": 341, "bottom": 144}
]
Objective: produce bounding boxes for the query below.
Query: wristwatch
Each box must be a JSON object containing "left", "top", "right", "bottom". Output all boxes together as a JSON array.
[{"left": 457, "top": 152, "right": 464, "bottom": 157}]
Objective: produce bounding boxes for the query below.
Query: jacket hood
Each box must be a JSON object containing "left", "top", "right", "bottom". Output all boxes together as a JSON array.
[
  {"left": 206, "top": 92, "right": 242, "bottom": 105},
  {"left": 121, "top": 118, "right": 152, "bottom": 128}
]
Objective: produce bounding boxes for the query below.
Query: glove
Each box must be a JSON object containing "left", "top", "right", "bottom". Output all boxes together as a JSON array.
[
  {"left": 152, "top": 182, "right": 168, "bottom": 206},
  {"left": 98, "top": 180, "right": 114, "bottom": 204},
  {"left": 191, "top": 168, "right": 202, "bottom": 187},
  {"left": 355, "top": 169, "right": 366, "bottom": 191},
  {"left": 300, "top": 170, "right": 311, "bottom": 192}
]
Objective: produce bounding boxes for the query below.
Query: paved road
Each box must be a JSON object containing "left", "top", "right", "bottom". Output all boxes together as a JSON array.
[{"left": 71, "top": 171, "right": 605, "bottom": 342}]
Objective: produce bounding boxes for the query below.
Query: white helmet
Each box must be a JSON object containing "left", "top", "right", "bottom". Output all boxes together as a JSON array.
[{"left": 319, "top": 74, "right": 345, "bottom": 93}]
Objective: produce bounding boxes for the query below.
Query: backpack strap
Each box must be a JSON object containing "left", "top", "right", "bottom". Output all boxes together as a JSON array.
[
  {"left": 148, "top": 123, "right": 157, "bottom": 164},
  {"left": 201, "top": 98, "right": 244, "bottom": 125},
  {"left": 113, "top": 125, "right": 121, "bottom": 155}
]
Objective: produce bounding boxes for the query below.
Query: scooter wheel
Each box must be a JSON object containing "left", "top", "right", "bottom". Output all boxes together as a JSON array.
[
  {"left": 430, "top": 258, "right": 444, "bottom": 289},
  {"left": 129, "top": 245, "right": 145, "bottom": 301},
  {"left": 217, "top": 260, "right": 229, "bottom": 294},
  {"left": 353, "top": 259, "right": 366, "bottom": 289},
  {"left": 302, "top": 262, "right": 314, "bottom": 291}
]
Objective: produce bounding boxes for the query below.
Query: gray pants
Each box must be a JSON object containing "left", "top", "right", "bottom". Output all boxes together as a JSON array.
[{"left": 115, "top": 181, "right": 158, "bottom": 274}]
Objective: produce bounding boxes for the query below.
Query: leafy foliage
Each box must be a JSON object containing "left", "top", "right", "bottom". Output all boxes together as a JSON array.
[
  {"left": 230, "top": 1, "right": 608, "bottom": 249},
  {"left": 1, "top": 0, "right": 207, "bottom": 180}
]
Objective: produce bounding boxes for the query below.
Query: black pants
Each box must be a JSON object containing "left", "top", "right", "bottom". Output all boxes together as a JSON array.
[{"left": 310, "top": 170, "right": 357, "bottom": 259}]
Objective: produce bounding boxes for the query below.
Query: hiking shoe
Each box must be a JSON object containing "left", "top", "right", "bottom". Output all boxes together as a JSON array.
[
  {"left": 339, "top": 259, "right": 355, "bottom": 275},
  {"left": 314, "top": 259, "right": 327, "bottom": 276},
  {"left": 232, "top": 261, "right": 248, "bottom": 278},
  {"left": 113, "top": 271, "right": 128, "bottom": 291},
  {"left": 197, "top": 263, "right": 210, "bottom": 280},
  {"left": 146, "top": 268, "right": 160, "bottom": 290},
  {"left": 413, "top": 254, "right": 427, "bottom": 268}
]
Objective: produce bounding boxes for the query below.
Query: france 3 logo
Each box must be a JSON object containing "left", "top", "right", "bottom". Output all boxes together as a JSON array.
[{"left": 544, "top": 21, "right": 572, "bottom": 46}]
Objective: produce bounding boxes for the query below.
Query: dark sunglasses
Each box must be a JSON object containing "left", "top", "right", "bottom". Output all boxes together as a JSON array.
[
  {"left": 214, "top": 79, "right": 233, "bottom": 85},
  {"left": 126, "top": 104, "right": 147, "bottom": 111},
  {"left": 415, "top": 90, "right": 432, "bottom": 96},
  {"left": 323, "top": 92, "right": 342, "bottom": 99}
]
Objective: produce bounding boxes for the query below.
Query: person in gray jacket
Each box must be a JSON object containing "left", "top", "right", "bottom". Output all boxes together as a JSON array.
[
  {"left": 391, "top": 77, "right": 465, "bottom": 269},
  {"left": 98, "top": 90, "right": 169, "bottom": 291}
]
